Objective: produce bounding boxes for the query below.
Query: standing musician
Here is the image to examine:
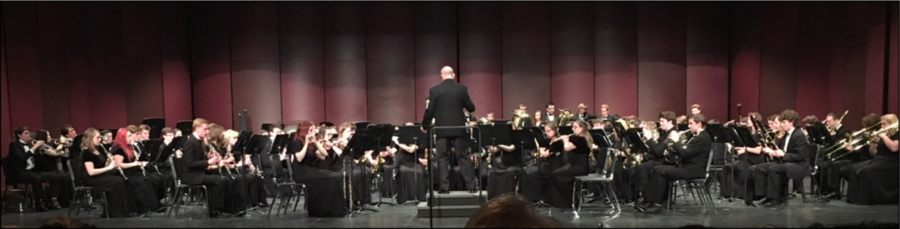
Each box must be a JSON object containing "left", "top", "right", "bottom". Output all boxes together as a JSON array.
[
  {"left": 717, "top": 115, "right": 766, "bottom": 205},
  {"left": 178, "top": 118, "right": 232, "bottom": 218},
  {"left": 110, "top": 126, "right": 162, "bottom": 214},
  {"left": 633, "top": 111, "right": 677, "bottom": 205},
  {"left": 844, "top": 114, "right": 898, "bottom": 205},
  {"left": 78, "top": 128, "right": 139, "bottom": 218},
  {"left": 750, "top": 110, "right": 810, "bottom": 207},
  {"left": 421, "top": 66, "right": 477, "bottom": 194},
  {"left": 288, "top": 121, "right": 345, "bottom": 217},
  {"left": 637, "top": 114, "right": 711, "bottom": 214}
]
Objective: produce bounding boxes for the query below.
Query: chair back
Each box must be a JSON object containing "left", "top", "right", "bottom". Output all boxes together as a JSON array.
[
  {"left": 65, "top": 160, "right": 80, "bottom": 188},
  {"left": 598, "top": 147, "right": 616, "bottom": 179},
  {"left": 703, "top": 148, "right": 715, "bottom": 179},
  {"left": 167, "top": 156, "right": 181, "bottom": 186}
]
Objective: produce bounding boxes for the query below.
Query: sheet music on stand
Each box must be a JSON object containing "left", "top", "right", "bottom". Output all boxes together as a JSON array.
[
  {"left": 478, "top": 124, "right": 513, "bottom": 146},
  {"left": 624, "top": 128, "right": 649, "bottom": 153},
  {"left": 808, "top": 122, "right": 834, "bottom": 146}
]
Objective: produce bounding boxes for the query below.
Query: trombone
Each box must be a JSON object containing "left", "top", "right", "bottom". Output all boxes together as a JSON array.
[{"left": 822, "top": 123, "right": 882, "bottom": 161}]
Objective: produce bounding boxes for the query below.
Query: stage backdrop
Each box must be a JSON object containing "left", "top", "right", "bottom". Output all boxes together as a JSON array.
[{"left": 2, "top": 1, "right": 897, "bottom": 154}]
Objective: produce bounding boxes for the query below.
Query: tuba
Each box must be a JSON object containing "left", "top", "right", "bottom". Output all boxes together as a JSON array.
[{"left": 557, "top": 109, "right": 574, "bottom": 126}]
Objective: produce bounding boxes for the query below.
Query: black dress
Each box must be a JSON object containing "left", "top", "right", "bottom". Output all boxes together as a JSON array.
[
  {"left": 846, "top": 132, "right": 899, "bottom": 205},
  {"left": 213, "top": 145, "right": 247, "bottom": 214},
  {"left": 718, "top": 134, "right": 764, "bottom": 199},
  {"left": 487, "top": 146, "right": 522, "bottom": 200},
  {"left": 379, "top": 153, "right": 397, "bottom": 198},
  {"left": 111, "top": 146, "right": 161, "bottom": 213},
  {"left": 289, "top": 139, "right": 346, "bottom": 217},
  {"left": 80, "top": 149, "right": 138, "bottom": 218},
  {"left": 396, "top": 147, "right": 427, "bottom": 204},
  {"left": 548, "top": 135, "right": 591, "bottom": 209}
]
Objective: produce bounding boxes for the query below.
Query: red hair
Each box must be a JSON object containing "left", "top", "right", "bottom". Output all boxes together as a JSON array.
[
  {"left": 293, "top": 121, "right": 316, "bottom": 142},
  {"left": 114, "top": 128, "right": 135, "bottom": 160}
]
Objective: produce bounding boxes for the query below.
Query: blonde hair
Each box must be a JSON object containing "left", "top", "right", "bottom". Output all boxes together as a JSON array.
[
  {"left": 80, "top": 128, "right": 100, "bottom": 151},
  {"left": 224, "top": 129, "right": 239, "bottom": 143},
  {"left": 192, "top": 118, "right": 209, "bottom": 131},
  {"left": 881, "top": 114, "right": 898, "bottom": 125}
]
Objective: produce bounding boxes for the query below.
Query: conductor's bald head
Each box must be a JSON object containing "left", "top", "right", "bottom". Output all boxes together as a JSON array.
[{"left": 441, "top": 66, "right": 455, "bottom": 80}]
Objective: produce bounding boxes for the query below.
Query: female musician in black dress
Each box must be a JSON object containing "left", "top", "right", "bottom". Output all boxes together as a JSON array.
[
  {"left": 79, "top": 128, "right": 138, "bottom": 218},
  {"left": 549, "top": 120, "right": 593, "bottom": 209},
  {"left": 393, "top": 135, "right": 427, "bottom": 204},
  {"left": 486, "top": 140, "right": 519, "bottom": 200},
  {"left": 111, "top": 127, "right": 161, "bottom": 214},
  {"left": 208, "top": 124, "right": 247, "bottom": 215},
  {"left": 289, "top": 121, "right": 346, "bottom": 217},
  {"left": 846, "top": 114, "right": 899, "bottom": 205}
]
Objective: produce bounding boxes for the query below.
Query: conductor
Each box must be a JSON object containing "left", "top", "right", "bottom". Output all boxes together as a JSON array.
[{"left": 422, "top": 66, "right": 477, "bottom": 193}]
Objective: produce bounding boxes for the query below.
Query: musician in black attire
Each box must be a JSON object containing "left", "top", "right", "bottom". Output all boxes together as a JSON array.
[
  {"left": 486, "top": 141, "right": 519, "bottom": 200},
  {"left": 831, "top": 114, "right": 880, "bottom": 200},
  {"left": 527, "top": 122, "right": 568, "bottom": 208},
  {"left": 422, "top": 66, "right": 477, "bottom": 193},
  {"left": 207, "top": 124, "right": 247, "bottom": 215},
  {"left": 5, "top": 126, "right": 66, "bottom": 211},
  {"left": 154, "top": 128, "right": 177, "bottom": 204},
  {"left": 845, "top": 114, "right": 898, "bottom": 205},
  {"left": 575, "top": 103, "right": 596, "bottom": 121},
  {"left": 378, "top": 146, "right": 397, "bottom": 198},
  {"left": 638, "top": 114, "right": 711, "bottom": 214},
  {"left": 178, "top": 118, "right": 229, "bottom": 217},
  {"left": 717, "top": 116, "right": 766, "bottom": 204},
  {"left": 633, "top": 111, "right": 677, "bottom": 204},
  {"left": 135, "top": 124, "right": 167, "bottom": 205},
  {"left": 289, "top": 121, "right": 345, "bottom": 217},
  {"left": 548, "top": 120, "right": 593, "bottom": 209},
  {"left": 751, "top": 110, "right": 811, "bottom": 207},
  {"left": 111, "top": 127, "right": 162, "bottom": 214},
  {"left": 77, "top": 128, "right": 138, "bottom": 218},
  {"left": 32, "top": 129, "right": 72, "bottom": 208},
  {"left": 392, "top": 135, "right": 427, "bottom": 204},
  {"left": 818, "top": 112, "right": 861, "bottom": 199}
]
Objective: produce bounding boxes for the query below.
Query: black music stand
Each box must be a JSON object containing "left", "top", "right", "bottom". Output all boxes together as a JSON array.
[
  {"left": 727, "top": 126, "right": 757, "bottom": 202},
  {"left": 705, "top": 124, "right": 733, "bottom": 168},
  {"left": 397, "top": 125, "right": 428, "bottom": 203},
  {"left": 142, "top": 117, "right": 166, "bottom": 140},
  {"left": 175, "top": 121, "right": 193, "bottom": 137},
  {"left": 479, "top": 124, "right": 513, "bottom": 147},
  {"left": 342, "top": 128, "right": 379, "bottom": 216},
  {"left": 244, "top": 135, "right": 267, "bottom": 180},
  {"left": 804, "top": 123, "right": 831, "bottom": 203},
  {"left": 369, "top": 125, "right": 397, "bottom": 207},
  {"left": 512, "top": 129, "right": 536, "bottom": 194}
]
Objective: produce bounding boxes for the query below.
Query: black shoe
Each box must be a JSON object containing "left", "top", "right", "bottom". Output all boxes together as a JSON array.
[
  {"left": 643, "top": 204, "right": 664, "bottom": 214},
  {"left": 209, "top": 211, "right": 222, "bottom": 218},
  {"left": 744, "top": 201, "right": 759, "bottom": 207},
  {"left": 44, "top": 204, "right": 60, "bottom": 211},
  {"left": 233, "top": 210, "right": 247, "bottom": 217},
  {"left": 438, "top": 190, "right": 449, "bottom": 194},
  {"left": 764, "top": 199, "right": 786, "bottom": 208}
]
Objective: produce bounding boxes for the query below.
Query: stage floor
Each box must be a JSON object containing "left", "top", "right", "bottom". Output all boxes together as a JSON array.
[{"left": 1, "top": 196, "right": 897, "bottom": 228}]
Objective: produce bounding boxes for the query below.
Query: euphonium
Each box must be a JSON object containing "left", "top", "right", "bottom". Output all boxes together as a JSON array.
[
  {"left": 512, "top": 110, "right": 530, "bottom": 130},
  {"left": 558, "top": 109, "right": 574, "bottom": 126}
]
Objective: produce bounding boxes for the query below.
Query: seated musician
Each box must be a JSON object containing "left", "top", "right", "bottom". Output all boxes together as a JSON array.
[
  {"left": 486, "top": 141, "right": 518, "bottom": 200},
  {"left": 207, "top": 124, "right": 246, "bottom": 215},
  {"left": 634, "top": 111, "right": 677, "bottom": 205},
  {"left": 845, "top": 114, "right": 898, "bottom": 205},
  {"left": 77, "top": 128, "right": 138, "bottom": 217},
  {"left": 289, "top": 121, "right": 345, "bottom": 217},
  {"left": 717, "top": 116, "right": 765, "bottom": 205},
  {"left": 392, "top": 127, "right": 428, "bottom": 204},
  {"left": 5, "top": 126, "right": 67, "bottom": 211},
  {"left": 111, "top": 126, "right": 162, "bottom": 214},
  {"left": 637, "top": 114, "right": 711, "bottom": 213},
  {"left": 178, "top": 118, "right": 232, "bottom": 218},
  {"left": 549, "top": 120, "right": 593, "bottom": 209},
  {"left": 830, "top": 114, "right": 880, "bottom": 200},
  {"left": 750, "top": 110, "right": 811, "bottom": 207}
]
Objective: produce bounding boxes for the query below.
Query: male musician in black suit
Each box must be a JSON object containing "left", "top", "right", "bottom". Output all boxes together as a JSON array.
[
  {"left": 422, "top": 66, "right": 477, "bottom": 193},
  {"left": 541, "top": 102, "right": 557, "bottom": 125},
  {"left": 179, "top": 118, "right": 229, "bottom": 217},
  {"left": 575, "top": 103, "right": 596, "bottom": 121},
  {"left": 597, "top": 104, "right": 620, "bottom": 122},
  {"left": 637, "top": 114, "right": 712, "bottom": 213},
  {"left": 751, "top": 109, "right": 810, "bottom": 207},
  {"left": 633, "top": 111, "right": 677, "bottom": 205},
  {"left": 5, "top": 126, "right": 67, "bottom": 211}
]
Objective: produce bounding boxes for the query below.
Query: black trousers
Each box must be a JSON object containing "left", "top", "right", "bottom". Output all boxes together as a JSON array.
[
  {"left": 435, "top": 137, "right": 475, "bottom": 190},
  {"left": 634, "top": 160, "right": 664, "bottom": 199},
  {"left": 644, "top": 165, "right": 703, "bottom": 205},
  {"left": 185, "top": 175, "right": 227, "bottom": 214},
  {"left": 11, "top": 171, "right": 66, "bottom": 206}
]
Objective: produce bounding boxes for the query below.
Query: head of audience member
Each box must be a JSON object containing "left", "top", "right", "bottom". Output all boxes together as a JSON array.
[{"left": 464, "top": 194, "right": 558, "bottom": 228}]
